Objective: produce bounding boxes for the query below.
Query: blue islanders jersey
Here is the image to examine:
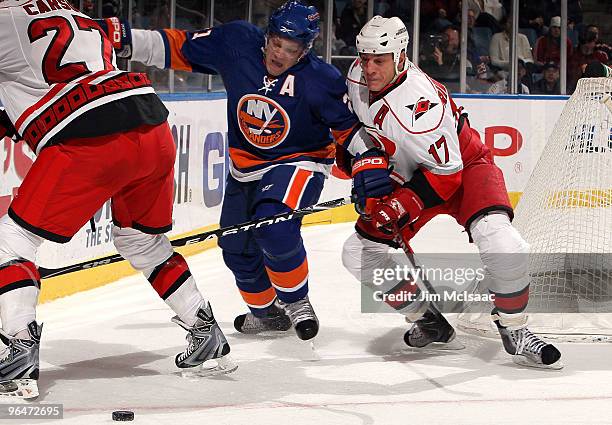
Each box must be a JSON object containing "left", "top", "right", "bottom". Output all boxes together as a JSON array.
[{"left": 130, "top": 21, "right": 361, "bottom": 181}]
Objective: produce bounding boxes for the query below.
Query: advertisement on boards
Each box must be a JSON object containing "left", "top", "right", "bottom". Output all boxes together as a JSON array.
[
  {"left": 0, "top": 96, "right": 567, "bottom": 266},
  {"left": 455, "top": 96, "right": 566, "bottom": 193}
]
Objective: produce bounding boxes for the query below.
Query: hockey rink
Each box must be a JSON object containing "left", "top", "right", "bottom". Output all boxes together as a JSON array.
[{"left": 19, "top": 218, "right": 612, "bottom": 424}]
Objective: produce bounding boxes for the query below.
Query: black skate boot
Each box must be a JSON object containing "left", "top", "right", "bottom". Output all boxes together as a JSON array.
[
  {"left": 276, "top": 296, "right": 319, "bottom": 340},
  {"left": 404, "top": 305, "right": 464, "bottom": 350},
  {"left": 172, "top": 302, "right": 237, "bottom": 376},
  {"left": 494, "top": 312, "right": 562, "bottom": 369},
  {"left": 0, "top": 321, "right": 42, "bottom": 399},
  {"left": 234, "top": 303, "right": 291, "bottom": 335}
]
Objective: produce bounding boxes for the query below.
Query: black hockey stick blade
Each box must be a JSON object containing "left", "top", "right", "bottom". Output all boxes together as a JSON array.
[{"left": 38, "top": 196, "right": 353, "bottom": 279}]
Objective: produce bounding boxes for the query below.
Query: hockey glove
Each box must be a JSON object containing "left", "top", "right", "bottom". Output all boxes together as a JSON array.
[
  {"left": 351, "top": 149, "right": 392, "bottom": 214},
  {"left": 370, "top": 188, "right": 424, "bottom": 235},
  {"left": 95, "top": 17, "right": 133, "bottom": 58},
  {"left": 0, "top": 109, "right": 19, "bottom": 142}
]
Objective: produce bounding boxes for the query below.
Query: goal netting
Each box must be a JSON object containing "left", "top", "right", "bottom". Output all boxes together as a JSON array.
[{"left": 457, "top": 77, "right": 612, "bottom": 342}]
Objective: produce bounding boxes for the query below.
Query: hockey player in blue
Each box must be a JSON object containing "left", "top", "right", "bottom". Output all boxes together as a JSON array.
[{"left": 110, "top": 1, "right": 368, "bottom": 340}]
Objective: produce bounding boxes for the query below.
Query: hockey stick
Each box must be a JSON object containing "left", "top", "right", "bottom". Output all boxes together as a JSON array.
[
  {"left": 394, "top": 226, "right": 480, "bottom": 315},
  {"left": 393, "top": 230, "right": 441, "bottom": 304},
  {"left": 391, "top": 226, "right": 467, "bottom": 350},
  {"left": 38, "top": 196, "right": 353, "bottom": 279}
]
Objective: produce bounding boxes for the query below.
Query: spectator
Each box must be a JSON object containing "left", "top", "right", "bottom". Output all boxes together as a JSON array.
[
  {"left": 338, "top": 0, "right": 367, "bottom": 47},
  {"left": 467, "top": 0, "right": 504, "bottom": 22},
  {"left": 585, "top": 24, "right": 612, "bottom": 62},
  {"left": 487, "top": 61, "right": 530, "bottom": 94},
  {"left": 464, "top": 8, "right": 491, "bottom": 75},
  {"left": 532, "top": 62, "right": 561, "bottom": 94},
  {"left": 518, "top": 58, "right": 532, "bottom": 92},
  {"left": 489, "top": 15, "right": 534, "bottom": 71},
  {"left": 420, "top": 26, "right": 466, "bottom": 91},
  {"left": 534, "top": 16, "right": 573, "bottom": 67},
  {"left": 568, "top": 29, "right": 610, "bottom": 92},
  {"left": 466, "top": 0, "right": 502, "bottom": 34},
  {"left": 313, "top": 22, "right": 346, "bottom": 56},
  {"left": 519, "top": 0, "right": 546, "bottom": 37},
  {"left": 467, "top": 7, "right": 477, "bottom": 29},
  {"left": 432, "top": 8, "right": 453, "bottom": 33}
]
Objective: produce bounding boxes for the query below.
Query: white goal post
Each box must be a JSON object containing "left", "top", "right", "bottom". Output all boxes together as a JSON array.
[{"left": 457, "top": 77, "right": 612, "bottom": 342}]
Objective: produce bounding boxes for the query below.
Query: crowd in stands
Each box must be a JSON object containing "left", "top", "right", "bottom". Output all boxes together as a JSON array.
[
  {"left": 330, "top": 0, "right": 610, "bottom": 94},
  {"left": 89, "top": 0, "right": 611, "bottom": 95},
  {"left": 414, "top": 0, "right": 611, "bottom": 94}
]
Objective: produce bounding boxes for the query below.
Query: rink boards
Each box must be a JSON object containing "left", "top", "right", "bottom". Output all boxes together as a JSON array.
[{"left": 0, "top": 94, "right": 569, "bottom": 302}]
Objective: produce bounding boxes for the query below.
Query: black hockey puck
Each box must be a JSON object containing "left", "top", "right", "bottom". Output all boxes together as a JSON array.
[{"left": 112, "top": 410, "right": 134, "bottom": 421}]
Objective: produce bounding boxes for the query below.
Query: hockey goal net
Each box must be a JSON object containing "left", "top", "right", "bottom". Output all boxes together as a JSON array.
[{"left": 457, "top": 77, "right": 612, "bottom": 342}]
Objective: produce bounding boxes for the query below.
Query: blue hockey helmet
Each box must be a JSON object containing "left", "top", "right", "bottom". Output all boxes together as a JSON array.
[{"left": 267, "top": 1, "right": 320, "bottom": 50}]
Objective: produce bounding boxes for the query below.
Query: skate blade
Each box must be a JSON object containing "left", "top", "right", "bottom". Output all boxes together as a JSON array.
[
  {"left": 402, "top": 339, "right": 466, "bottom": 353},
  {"left": 0, "top": 379, "right": 39, "bottom": 400},
  {"left": 181, "top": 355, "right": 238, "bottom": 378},
  {"left": 237, "top": 329, "right": 292, "bottom": 338},
  {"left": 511, "top": 355, "right": 564, "bottom": 370}
]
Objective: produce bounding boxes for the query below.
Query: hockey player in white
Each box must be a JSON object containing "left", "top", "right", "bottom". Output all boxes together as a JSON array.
[
  {"left": 0, "top": 1, "right": 235, "bottom": 399},
  {"left": 339, "top": 16, "right": 562, "bottom": 369}
]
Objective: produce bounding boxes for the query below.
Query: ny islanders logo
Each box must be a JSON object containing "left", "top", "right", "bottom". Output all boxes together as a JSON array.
[{"left": 237, "top": 94, "right": 290, "bottom": 149}]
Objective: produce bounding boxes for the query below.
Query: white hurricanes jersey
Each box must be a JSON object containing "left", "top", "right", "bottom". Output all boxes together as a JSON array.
[
  {"left": 0, "top": 0, "right": 155, "bottom": 154},
  {"left": 346, "top": 59, "right": 464, "bottom": 196}
]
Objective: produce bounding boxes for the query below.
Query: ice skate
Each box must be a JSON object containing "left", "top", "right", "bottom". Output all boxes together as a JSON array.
[
  {"left": 172, "top": 302, "right": 237, "bottom": 377},
  {"left": 404, "top": 305, "right": 464, "bottom": 351},
  {"left": 0, "top": 321, "right": 42, "bottom": 400},
  {"left": 494, "top": 315, "right": 563, "bottom": 370},
  {"left": 234, "top": 303, "right": 291, "bottom": 335},
  {"left": 276, "top": 296, "right": 319, "bottom": 340}
]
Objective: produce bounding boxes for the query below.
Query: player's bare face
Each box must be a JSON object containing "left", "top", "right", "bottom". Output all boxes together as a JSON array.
[
  {"left": 265, "top": 35, "right": 305, "bottom": 76},
  {"left": 359, "top": 53, "right": 396, "bottom": 92}
]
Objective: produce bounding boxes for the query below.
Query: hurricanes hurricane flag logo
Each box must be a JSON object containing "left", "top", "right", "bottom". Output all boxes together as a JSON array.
[
  {"left": 407, "top": 97, "right": 438, "bottom": 124},
  {"left": 237, "top": 94, "right": 290, "bottom": 149}
]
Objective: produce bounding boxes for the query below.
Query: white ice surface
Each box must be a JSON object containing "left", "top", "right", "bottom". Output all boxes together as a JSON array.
[{"left": 12, "top": 217, "right": 612, "bottom": 424}]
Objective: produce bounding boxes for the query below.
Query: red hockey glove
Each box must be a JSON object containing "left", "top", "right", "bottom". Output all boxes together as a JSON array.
[{"left": 370, "top": 188, "right": 424, "bottom": 235}]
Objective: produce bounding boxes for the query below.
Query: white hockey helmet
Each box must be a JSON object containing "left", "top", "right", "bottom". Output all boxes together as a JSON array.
[{"left": 356, "top": 16, "right": 409, "bottom": 74}]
